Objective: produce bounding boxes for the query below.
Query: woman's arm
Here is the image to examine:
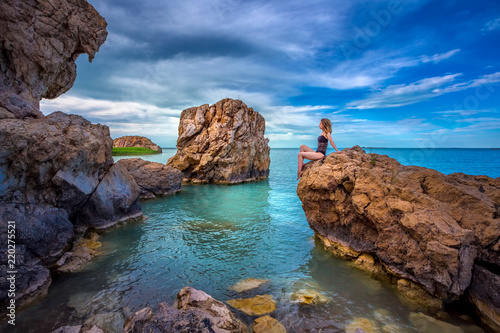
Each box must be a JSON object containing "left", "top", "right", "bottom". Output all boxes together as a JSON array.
[{"left": 327, "top": 133, "right": 340, "bottom": 152}]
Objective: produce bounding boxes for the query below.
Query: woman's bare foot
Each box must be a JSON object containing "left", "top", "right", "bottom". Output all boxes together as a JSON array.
[{"left": 297, "top": 170, "right": 303, "bottom": 180}]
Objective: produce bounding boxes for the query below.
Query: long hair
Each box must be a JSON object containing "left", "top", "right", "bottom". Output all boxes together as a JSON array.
[{"left": 321, "top": 118, "right": 332, "bottom": 134}]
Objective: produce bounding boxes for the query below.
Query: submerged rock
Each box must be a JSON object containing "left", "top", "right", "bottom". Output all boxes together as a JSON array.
[
  {"left": 167, "top": 98, "right": 270, "bottom": 184},
  {"left": 124, "top": 286, "right": 248, "bottom": 333},
  {"left": 0, "top": 0, "right": 107, "bottom": 118},
  {"left": 296, "top": 146, "right": 500, "bottom": 330},
  {"left": 50, "top": 326, "right": 83, "bottom": 333},
  {"left": 113, "top": 136, "right": 162, "bottom": 153},
  {"left": 116, "top": 158, "right": 182, "bottom": 199},
  {"left": 252, "top": 315, "right": 286, "bottom": 333},
  {"left": 290, "top": 289, "right": 331, "bottom": 305},
  {"left": 345, "top": 317, "right": 379, "bottom": 333},
  {"left": 56, "top": 233, "right": 102, "bottom": 273},
  {"left": 226, "top": 294, "right": 276, "bottom": 316},
  {"left": 409, "top": 312, "right": 463, "bottom": 333},
  {"left": 229, "top": 278, "right": 270, "bottom": 293}
]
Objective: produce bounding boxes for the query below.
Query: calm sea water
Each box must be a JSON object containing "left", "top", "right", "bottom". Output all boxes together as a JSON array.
[{"left": 3, "top": 148, "right": 497, "bottom": 332}]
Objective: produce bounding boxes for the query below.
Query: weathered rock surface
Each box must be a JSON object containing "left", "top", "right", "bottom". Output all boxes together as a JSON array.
[
  {"left": 0, "top": 0, "right": 107, "bottom": 118},
  {"left": 124, "top": 286, "right": 248, "bottom": 333},
  {"left": 116, "top": 158, "right": 182, "bottom": 199},
  {"left": 56, "top": 232, "right": 102, "bottom": 273},
  {"left": 0, "top": 113, "right": 141, "bottom": 312},
  {"left": 113, "top": 136, "right": 162, "bottom": 153},
  {"left": 229, "top": 278, "right": 270, "bottom": 293},
  {"left": 167, "top": 98, "right": 270, "bottom": 184},
  {"left": 75, "top": 162, "right": 142, "bottom": 229},
  {"left": 226, "top": 294, "right": 276, "bottom": 316},
  {"left": 468, "top": 265, "right": 500, "bottom": 332},
  {"left": 296, "top": 146, "right": 500, "bottom": 330},
  {"left": 252, "top": 315, "right": 286, "bottom": 333},
  {"left": 290, "top": 289, "right": 331, "bottom": 305}
]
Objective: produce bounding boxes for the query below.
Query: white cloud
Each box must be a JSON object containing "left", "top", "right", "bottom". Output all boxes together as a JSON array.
[
  {"left": 420, "top": 49, "right": 460, "bottom": 63},
  {"left": 346, "top": 74, "right": 461, "bottom": 109},
  {"left": 482, "top": 18, "right": 500, "bottom": 31},
  {"left": 346, "top": 72, "right": 500, "bottom": 110}
]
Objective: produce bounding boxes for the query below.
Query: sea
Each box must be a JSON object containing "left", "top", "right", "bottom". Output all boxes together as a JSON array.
[{"left": 3, "top": 148, "right": 499, "bottom": 332}]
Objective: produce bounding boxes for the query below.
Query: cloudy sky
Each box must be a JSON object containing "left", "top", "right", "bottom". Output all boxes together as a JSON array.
[{"left": 40, "top": 0, "right": 500, "bottom": 148}]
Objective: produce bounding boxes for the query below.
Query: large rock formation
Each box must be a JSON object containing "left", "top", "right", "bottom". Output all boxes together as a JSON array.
[
  {"left": 296, "top": 146, "right": 500, "bottom": 331},
  {"left": 167, "top": 98, "right": 270, "bottom": 184},
  {"left": 0, "top": 0, "right": 140, "bottom": 313},
  {"left": 113, "top": 136, "right": 163, "bottom": 153},
  {"left": 116, "top": 158, "right": 182, "bottom": 199},
  {"left": 0, "top": 0, "right": 107, "bottom": 119},
  {"left": 124, "top": 287, "right": 248, "bottom": 333},
  {"left": 0, "top": 112, "right": 142, "bottom": 312}
]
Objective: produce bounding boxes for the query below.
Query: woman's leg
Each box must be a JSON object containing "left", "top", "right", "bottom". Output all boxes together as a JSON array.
[
  {"left": 297, "top": 151, "right": 324, "bottom": 179},
  {"left": 300, "top": 144, "right": 314, "bottom": 153}
]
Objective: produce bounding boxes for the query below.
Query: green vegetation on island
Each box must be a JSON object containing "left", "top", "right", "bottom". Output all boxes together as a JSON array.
[{"left": 112, "top": 147, "right": 161, "bottom": 156}]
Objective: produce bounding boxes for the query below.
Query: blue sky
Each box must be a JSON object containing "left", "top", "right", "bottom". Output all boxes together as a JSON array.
[{"left": 40, "top": 0, "right": 500, "bottom": 148}]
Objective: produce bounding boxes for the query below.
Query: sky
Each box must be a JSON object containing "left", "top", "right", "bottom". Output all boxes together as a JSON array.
[{"left": 40, "top": 0, "right": 500, "bottom": 148}]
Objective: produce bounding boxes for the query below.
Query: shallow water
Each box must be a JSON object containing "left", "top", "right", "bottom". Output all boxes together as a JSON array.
[{"left": 3, "top": 148, "right": 496, "bottom": 332}]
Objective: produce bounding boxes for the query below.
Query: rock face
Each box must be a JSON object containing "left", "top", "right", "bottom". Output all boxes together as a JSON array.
[
  {"left": 296, "top": 146, "right": 500, "bottom": 331},
  {"left": 167, "top": 98, "right": 270, "bottom": 184},
  {"left": 113, "top": 136, "right": 163, "bottom": 153},
  {"left": 0, "top": 0, "right": 107, "bottom": 119},
  {"left": 124, "top": 287, "right": 248, "bottom": 333},
  {"left": 0, "top": 112, "right": 141, "bottom": 311},
  {"left": 116, "top": 158, "right": 182, "bottom": 199}
]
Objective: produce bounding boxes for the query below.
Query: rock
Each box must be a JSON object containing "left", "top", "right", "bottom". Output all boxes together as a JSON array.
[
  {"left": 296, "top": 146, "right": 500, "bottom": 323},
  {"left": 345, "top": 317, "right": 379, "bottom": 333},
  {"left": 0, "top": 262, "right": 51, "bottom": 309},
  {"left": 50, "top": 325, "right": 83, "bottom": 333},
  {"left": 226, "top": 294, "right": 276, "bottom": 316},
  {"left": 229, "top": 278, "right": 270, "bottom": 293},
  {"left": 409, "top": 312, "right": 464, "bottom": 333},
  {"left": 82, "top": 311, "right": 125, "bottom": 333},
  {"left": 116, "top": 158, "right": 182, "bottom": 199},
  {"left": 252, "top": 315, "right": 286, "bottom": 333},
  {"left": 0, "top": 0, "right": 107, "bottom": 118},
  {"left": 353, "top": 253, "right": 385, "bottom": 276},
  {"left": 75, "top": 162, "right": 142, "bottom": 229},
  {"left": 124, "top": 287, "right": 248, "bottom": 333},
  {"left": 57, "top": 233, "right": 101, "bottom": 273},
  {"left": 113, "top": 136, "right": 162, "bottom": 153},
  {"left": 290, "top": 289, "right": 330, "bottom": 305},
  {"left": 167, "top": 98, "right": 270, "bottom": 184},
  {"left": 82, "top": 326, "right": 104, "bottom": 333},
  {"left": 396, "top": 278, "right": 443, "bottom": 312},
  {"left": 0, "top": 111, "right": 113, "bottom": 211},
  {"left": 468, "top": 265, "right": 500, "bottom": 332}
]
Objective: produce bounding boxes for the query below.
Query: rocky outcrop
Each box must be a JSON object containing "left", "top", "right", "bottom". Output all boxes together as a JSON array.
[
  {"left": 0, "top": 0, "right": 107, "bottom": 119},
  {"left": 75, "top": 162, "right": 142, "bottom": 229},
  {"left": 296, "top": 146, "right": 500, "bottom": 331},
  {"left": 167, "top": 98, "right": 270, "bottom": 184},
  {"left": 0, "top": 112, "right": 141, "bottom": 311},
  {"left": 116, "top": 158, "right": 182, "bottom": 199},
  {"left": 124, "top": 287, "right": 248, "bottom": 333},
  {"left": 113, "top": 136, "right": 163, "bottom": 153}
]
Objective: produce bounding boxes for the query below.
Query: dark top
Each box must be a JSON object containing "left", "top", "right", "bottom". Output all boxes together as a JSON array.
[{"left": 316, "top": 134, "right": 328, "bottom": 155}]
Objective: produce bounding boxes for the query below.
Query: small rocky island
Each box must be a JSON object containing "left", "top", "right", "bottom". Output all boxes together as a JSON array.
[
  {"left": 167, "top": 98, "right": 271, "bottom": 184},
  {"left": 297, "top": 146, "right": 500, "bottom": 332},
  {"left": 113, "top": 136, "right": 163, "bottom": 154}
]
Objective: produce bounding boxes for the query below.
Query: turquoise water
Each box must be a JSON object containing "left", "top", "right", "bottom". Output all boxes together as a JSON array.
[{"left": 3, "top": 148, "right": 496, "bottom": 332}]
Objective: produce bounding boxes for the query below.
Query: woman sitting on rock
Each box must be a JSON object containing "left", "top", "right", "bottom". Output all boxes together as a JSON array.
[{"left": 297, "top": 118, "right": 340, "bottom": 180}]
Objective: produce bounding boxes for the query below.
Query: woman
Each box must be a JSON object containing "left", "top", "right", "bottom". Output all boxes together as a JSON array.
[{"left": 297, "top": 118, "right": 340, "bottom": 180}]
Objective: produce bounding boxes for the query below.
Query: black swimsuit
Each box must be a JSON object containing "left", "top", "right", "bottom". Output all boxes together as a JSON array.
[{"left": 316, "top": 135, "right": 328, "bottom": 155}]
